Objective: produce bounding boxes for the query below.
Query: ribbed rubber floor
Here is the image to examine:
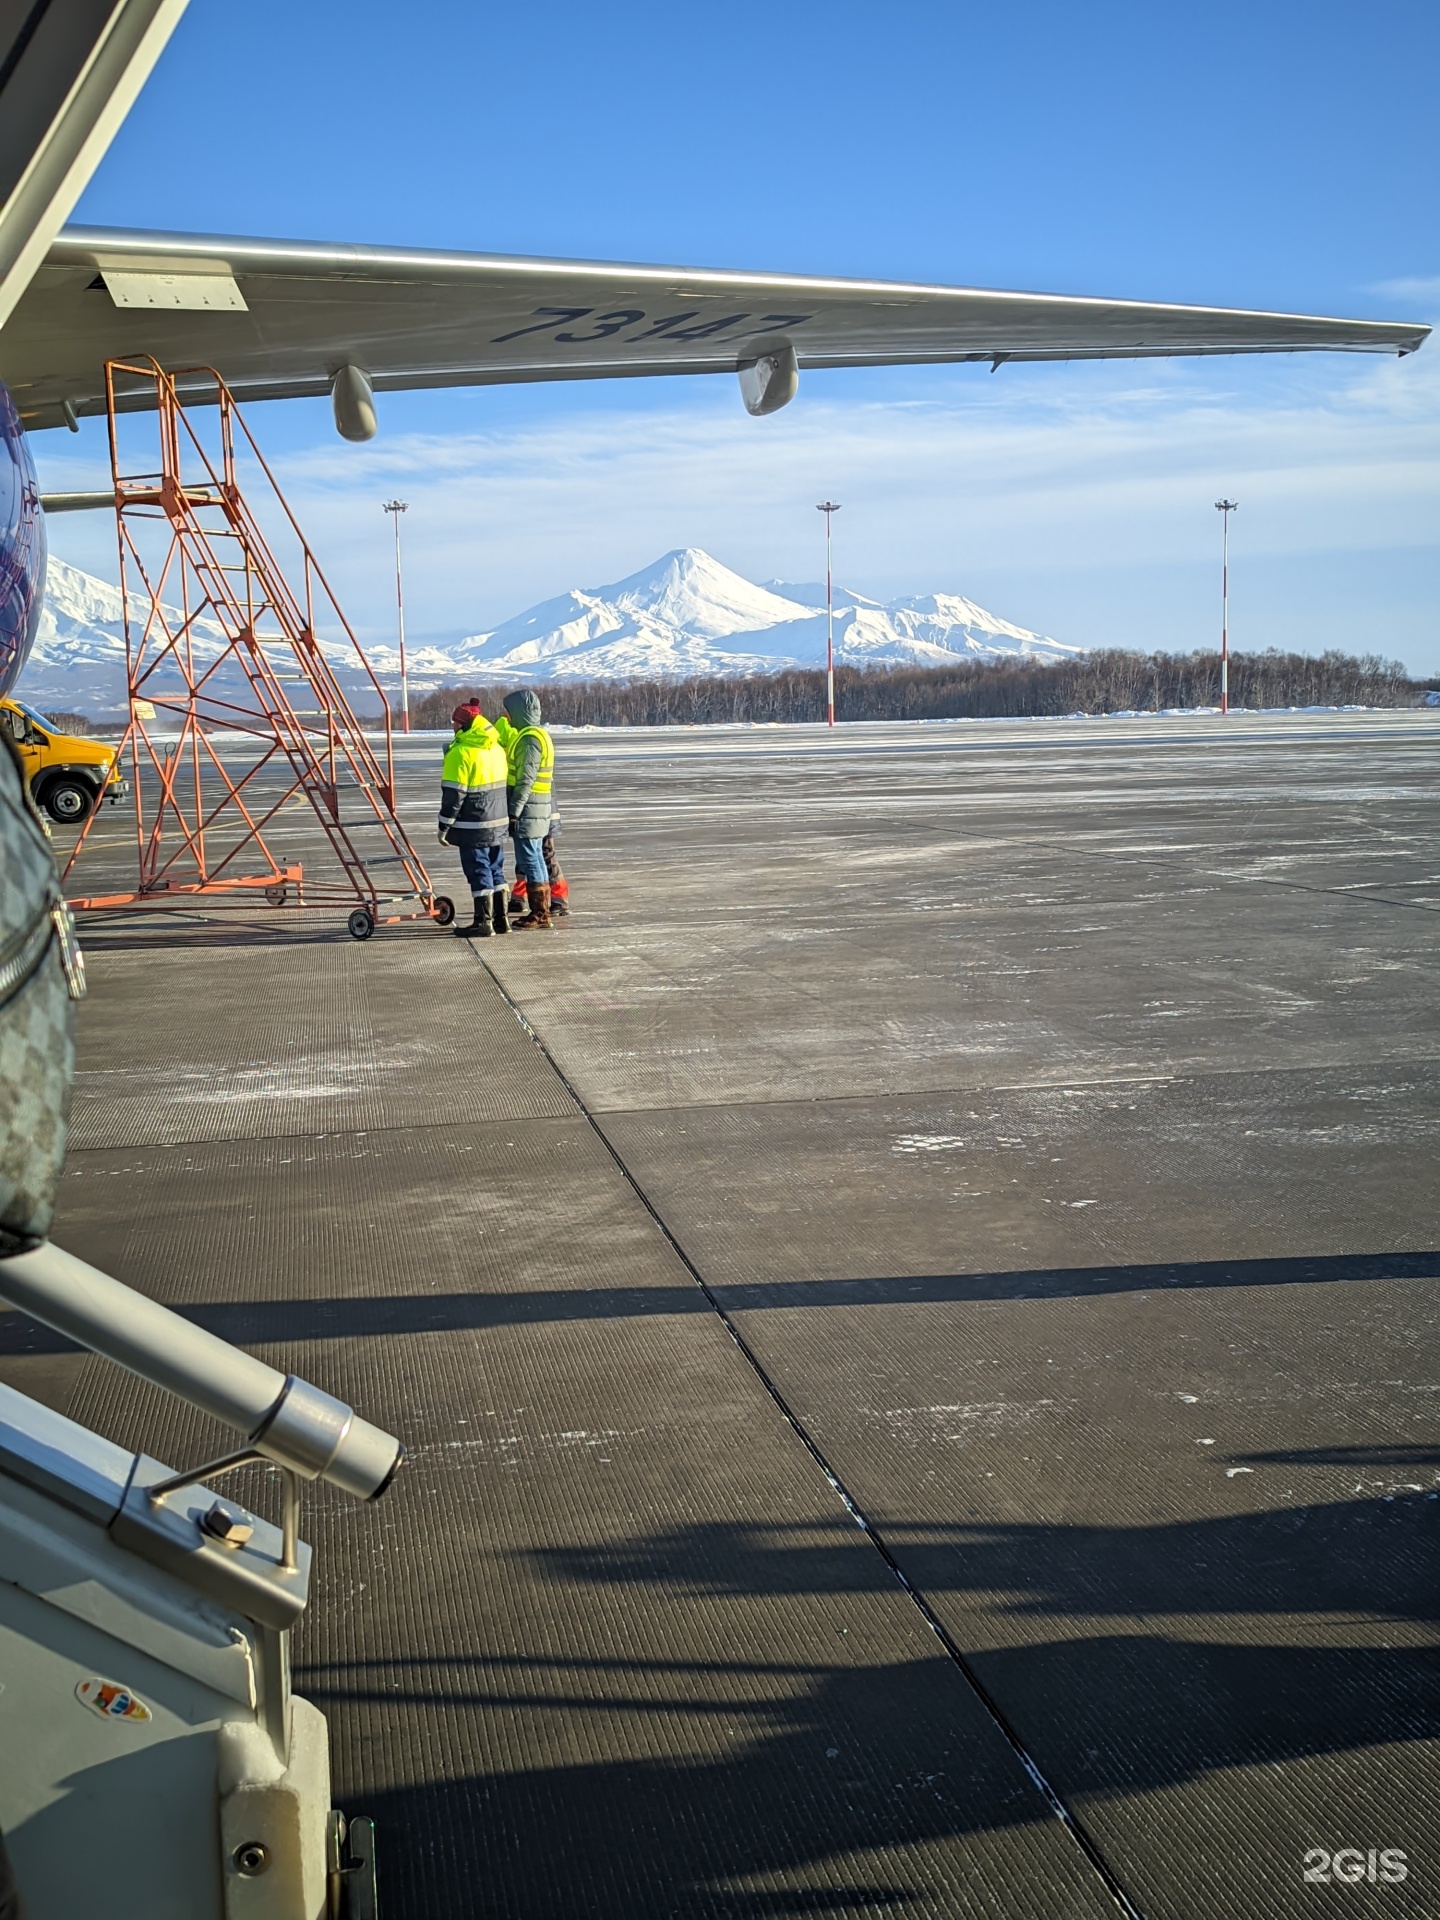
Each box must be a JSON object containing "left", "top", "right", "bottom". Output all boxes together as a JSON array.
[
  {"left": 67, "top": 940, "right": 572, "bottom": 1148},
  {"left": 18, "top": 929, "right": 1123, "bottom": 1919},
  {"left": 477, "top": 716, "right": 1440, "bottom": 1920},
  {"left": 599, "top": 1088, "right": 1440, "bottom": 1920},
  {"left": 14, "top": 714, "right": 1440, "bottom": 1919}
]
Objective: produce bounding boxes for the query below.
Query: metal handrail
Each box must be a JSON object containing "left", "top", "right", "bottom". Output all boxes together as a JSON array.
[{"left": 0, "top": 1240, "right": 402, "bottom": 1500}]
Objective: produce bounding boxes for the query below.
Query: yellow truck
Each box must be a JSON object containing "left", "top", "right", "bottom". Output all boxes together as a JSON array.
[{"left": 1, "top": 697, "right": 126, "bottom": 824}]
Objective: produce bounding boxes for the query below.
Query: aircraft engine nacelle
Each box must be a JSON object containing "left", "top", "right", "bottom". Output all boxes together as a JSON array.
[
  {"left": 331, "top": 363, "right": 377, "bottom": 442},
  {"left": 737, "top": 342, "right": 798, "bottom": 417}
]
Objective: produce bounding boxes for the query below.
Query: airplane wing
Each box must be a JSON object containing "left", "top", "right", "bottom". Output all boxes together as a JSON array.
[{"left": 2, "top": 224, "right": 1428, "bottom": 435}]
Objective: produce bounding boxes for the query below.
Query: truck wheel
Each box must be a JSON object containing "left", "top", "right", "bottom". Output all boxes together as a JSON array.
[{"left": 38, "top": 776, "right": 96, "bottom": 824}]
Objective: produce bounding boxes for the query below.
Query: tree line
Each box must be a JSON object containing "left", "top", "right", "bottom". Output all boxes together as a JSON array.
[
  {"left": 407, "top": 646, "right": 1428, "bottom": 730},
  {"left": 44, "top": 644, "right": 1430, "bottom": 737}
]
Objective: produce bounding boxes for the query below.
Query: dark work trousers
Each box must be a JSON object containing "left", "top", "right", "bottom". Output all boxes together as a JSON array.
[{"left": 457, "top": 840, "right": 505, "bottom": 893}]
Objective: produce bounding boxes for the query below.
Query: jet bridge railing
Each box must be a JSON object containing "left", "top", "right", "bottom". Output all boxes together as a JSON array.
[
  {"left": 0, "top": 1239, "right": 400, "bottom": 1918},
  {"left": 0, "top": 1239, "right": 402, "bottom": 1499}
]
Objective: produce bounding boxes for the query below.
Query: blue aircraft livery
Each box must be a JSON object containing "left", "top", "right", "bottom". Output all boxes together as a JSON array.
[{"left": 0, "top": 385, "right": 44, "bottom": 697}]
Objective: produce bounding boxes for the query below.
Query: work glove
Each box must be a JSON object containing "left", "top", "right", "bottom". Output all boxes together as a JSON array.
[{"left": 437, "top": 828, "right": 451, "bottom": 845}]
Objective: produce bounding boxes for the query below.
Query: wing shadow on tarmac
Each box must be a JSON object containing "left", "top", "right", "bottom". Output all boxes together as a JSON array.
[
  {"left": 1232, "top": 1443, "right": 1440, "bottom": 1467},
  {"left": 2, "top": 1248, "right": 1434, "bottom": 1354},
  {"left": 526, "top": 1500, "right": 1440, "bottom": 1625}
]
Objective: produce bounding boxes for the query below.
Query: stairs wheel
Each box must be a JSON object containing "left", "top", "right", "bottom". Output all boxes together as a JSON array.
[
  {"left": 347, "top": 908, "right": 375, "bottom": 941},
  {"left": 431, "top": 895, "right": 456, "bottom": 927}
]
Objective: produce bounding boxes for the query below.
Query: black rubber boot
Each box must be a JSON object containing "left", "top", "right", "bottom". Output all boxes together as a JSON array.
[
  {"left": 492, "top": 888, "right": 510, "bottom": 935},
  {"left": 454, "top": 892, "right": 491, "bottom": 938}
]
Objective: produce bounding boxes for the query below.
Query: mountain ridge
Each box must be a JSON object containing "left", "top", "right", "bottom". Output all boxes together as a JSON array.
[{"left": 23, "top": 548, "right": 1079, "bottom": 714}]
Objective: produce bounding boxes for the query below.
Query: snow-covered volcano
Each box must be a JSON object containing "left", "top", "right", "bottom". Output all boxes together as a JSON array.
[
  {"left": 23, "top": 547, "right": 1078, "bottom": 715},
  {"left": 19, "top": 558, "right": 150, "bottom": 714},
  {"left": 448, "top": 548, "right": 1078, "bottom": 682},
  {"left": 21, "top": 557, "right": 326, "bottom": 716},
  {"left": 444, "top": 550, "right": 817, "bottom": 682}
]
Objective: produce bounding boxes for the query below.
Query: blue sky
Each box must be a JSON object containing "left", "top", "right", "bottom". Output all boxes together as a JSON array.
[{"left": 38, "top": 0, "right": 1440, "bottom": 670}]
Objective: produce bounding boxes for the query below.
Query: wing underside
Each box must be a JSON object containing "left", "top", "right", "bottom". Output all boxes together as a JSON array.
[{"left": 1, "top": 225, "right": 1428, "bottom": 430}]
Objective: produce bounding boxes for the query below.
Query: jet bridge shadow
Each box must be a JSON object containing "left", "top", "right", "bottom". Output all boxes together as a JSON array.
[
  {"left": 311, "top": 1654, "right": 1004, "bottom": 1916},
  {"left": 527, "top": 1495, "right": 1440, "bottom": 1629},
  {"left": 294, "top": 1497, "right": 1440, "bottom": 1918},
  {"left": 316, "top": 1640, "right": 1440, "bottom": 1916},
  {"left": 2, "top": 1248, "right": 1433, "bottom": 1355}
]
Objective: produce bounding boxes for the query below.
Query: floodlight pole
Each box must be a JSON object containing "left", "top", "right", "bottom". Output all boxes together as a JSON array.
[
  {"left": 384, "top": 499, "right": 410, "bottom": 733},
  {"left": 1215, "top": 499, "right": 1237, "bottom": 717},
  {"left": 816, "top": 501, "right": 841, "bottom": 727}
]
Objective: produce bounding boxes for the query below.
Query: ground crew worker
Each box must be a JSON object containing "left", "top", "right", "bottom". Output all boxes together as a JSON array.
[
  {"left": 438, "top": 702, "right": 510, "bottom": 937},
  {"left": 502, "top": 689, "right": 556, "bottom": 930},
  {"left": 490, "top": 697, "right": 571, "bottom": 918}
]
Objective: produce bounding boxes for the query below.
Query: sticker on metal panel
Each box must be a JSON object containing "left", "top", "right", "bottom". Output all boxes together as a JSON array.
[{"left": 75, "top": 1677, "right": 152, "bottom": 1723}]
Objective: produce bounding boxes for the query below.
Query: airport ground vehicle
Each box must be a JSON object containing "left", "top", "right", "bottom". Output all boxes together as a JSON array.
[{"left": 1, "top": 697, "right": 125, "bottom": 823}]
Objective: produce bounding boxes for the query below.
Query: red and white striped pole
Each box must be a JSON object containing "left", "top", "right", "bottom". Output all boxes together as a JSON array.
[
  {"left": 1215, "top": 498, "right": 1237, "bottom": 717},
  {"left": 816, "top": 500, "right": 841, "bottom": 727}
]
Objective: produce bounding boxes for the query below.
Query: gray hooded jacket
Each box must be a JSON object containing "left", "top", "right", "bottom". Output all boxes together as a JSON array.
[{"left": 503, "top": 690, "right": 553, "bottom": 839}]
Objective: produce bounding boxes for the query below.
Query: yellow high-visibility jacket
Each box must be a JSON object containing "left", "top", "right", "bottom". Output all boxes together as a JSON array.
[{"left": 439, "top": 717, "right": 508, "bottom": 843}]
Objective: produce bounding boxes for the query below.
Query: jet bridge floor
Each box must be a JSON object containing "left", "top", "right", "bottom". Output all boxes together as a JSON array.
[{"left": 5, "top": 710, "right": 1439, "bottom": 1918}]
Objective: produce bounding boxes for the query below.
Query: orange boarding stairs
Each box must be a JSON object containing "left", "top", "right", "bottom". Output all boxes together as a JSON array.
[{"left": 64, "top": 357, "right": 455, "bottom": 938}]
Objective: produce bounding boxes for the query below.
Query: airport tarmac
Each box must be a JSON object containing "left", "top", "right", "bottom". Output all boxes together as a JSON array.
[{"left": 6, "top": 709, "right": 1439, "bottom": 1918}]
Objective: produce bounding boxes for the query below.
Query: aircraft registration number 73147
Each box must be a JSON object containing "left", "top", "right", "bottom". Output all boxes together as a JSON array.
[{"left": 490, "top": 308, "right": 815, "bottom": 346}]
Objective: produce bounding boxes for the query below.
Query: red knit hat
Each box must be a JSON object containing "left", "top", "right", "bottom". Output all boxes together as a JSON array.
[{"left": 451, "top": 702, "right": 479, "bottom": 728}]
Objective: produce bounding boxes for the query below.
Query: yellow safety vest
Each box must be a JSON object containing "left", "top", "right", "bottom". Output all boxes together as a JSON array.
[{"left": 508, "top": 724, "right": 553, "bottom": 795}]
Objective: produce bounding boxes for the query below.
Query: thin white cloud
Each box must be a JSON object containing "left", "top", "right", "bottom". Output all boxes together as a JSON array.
[{"left": 1370, "top": 275, "right": 1440, "bottom": 309}]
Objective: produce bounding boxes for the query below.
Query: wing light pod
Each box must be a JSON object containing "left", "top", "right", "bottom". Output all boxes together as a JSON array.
[
  {"left": 331, "top": 362, "right": 377, "bottom": 441},
  {"left": 738, "top": 342, "right": 799, "bottom": 416}
]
